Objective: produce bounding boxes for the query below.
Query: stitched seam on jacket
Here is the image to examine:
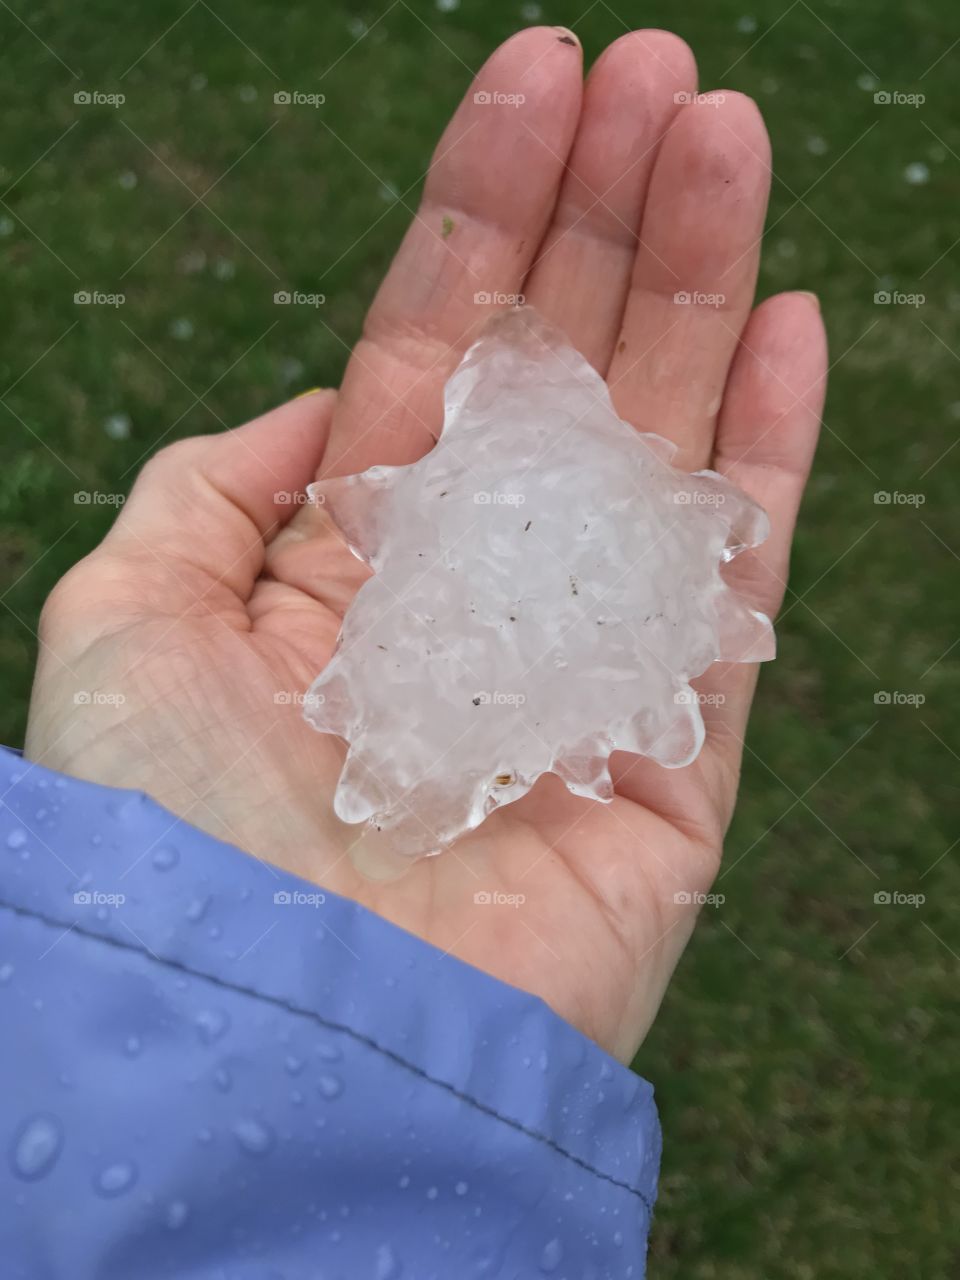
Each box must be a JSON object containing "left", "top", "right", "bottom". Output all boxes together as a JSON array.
[{"left": 0, "top": 896, "right": 654, "bottom": 1212}]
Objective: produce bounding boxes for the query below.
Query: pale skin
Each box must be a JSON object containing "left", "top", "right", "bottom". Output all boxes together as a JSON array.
[{"left": 25, "top": 28, "right": 827, "bottom": 1063}]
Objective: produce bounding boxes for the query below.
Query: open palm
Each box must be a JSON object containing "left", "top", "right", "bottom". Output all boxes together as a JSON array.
[{"left": 25, "top": 27, "right": 825, "bottom": 1062}]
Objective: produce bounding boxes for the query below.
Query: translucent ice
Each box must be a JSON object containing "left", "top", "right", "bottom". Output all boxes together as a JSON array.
[{"left": 304, "top": 306, "right": 774, "bottom": 860}]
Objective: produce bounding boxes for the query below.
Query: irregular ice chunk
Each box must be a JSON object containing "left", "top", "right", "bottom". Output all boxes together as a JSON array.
[{"left": 305, "top": 306, "right": 773, "bottom": 860}]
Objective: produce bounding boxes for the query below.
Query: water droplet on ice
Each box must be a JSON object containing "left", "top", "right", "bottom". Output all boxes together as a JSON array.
[
  {"left": 95, "top": 1160, "right": 138, "bottom": 1196},
  {"left": 10, "top": 1114, "right": 63, "bottom": 1180},
  {"left": 233, "top": 1118, "right": 274, "bottom": 1155}
]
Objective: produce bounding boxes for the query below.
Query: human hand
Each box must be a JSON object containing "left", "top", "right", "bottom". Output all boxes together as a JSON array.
[{"left": 25, "top": 27, "right": 826, "bottom": 1061}]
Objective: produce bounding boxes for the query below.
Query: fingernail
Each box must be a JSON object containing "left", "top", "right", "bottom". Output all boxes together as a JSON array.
[
  {"left": 797, "top": 291, "right": 820, "bottom": 312},
  {"left": 295, "top": 386, "right": 325, "bottom": 399},
  {"left": 554, "top": 27, "right": 579, "bottom": 47}
]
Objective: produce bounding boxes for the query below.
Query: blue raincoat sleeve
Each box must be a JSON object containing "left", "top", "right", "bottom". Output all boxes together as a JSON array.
[{"left": 0, "top": 747, "right": 661, "bottom": 1278}]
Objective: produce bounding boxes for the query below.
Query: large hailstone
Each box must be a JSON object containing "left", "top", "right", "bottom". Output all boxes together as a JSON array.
[{"left": 304, "top": 306, "right": 774, "bottom": 861}]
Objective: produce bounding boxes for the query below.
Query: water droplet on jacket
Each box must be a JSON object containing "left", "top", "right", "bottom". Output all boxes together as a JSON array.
[
  {"left": 613, "top": 1229, "right": 624, "bottom": 1247},
  {"left": 375, "top": 1243, "right": 401, "bottom": 1278},
  {"left": 35, "top": 808, "right": 48, "bottom": 821},
  {"left": 196, "top": 1127, "right": 213, "bottom": 1145},
  {"left": 455, "top": 1180, "right": 469, "bottom": 1195},
  {"left": 195, "top": 1008, "right": 230, "bottom": 1044},
  {"left": 165, "top": 1199, "right": 189, "bottom": 1230},
  {"left": 90, "top": 833, "right": 103, "bottom": 847},
  {"left": 317, "top": 1042, "right": 342, "bottom": 1062},
  {"left": 599, "top": 1060, "right": 613, "bottom": 1081},
  {"left": 317, "top": 1074, "right": 343, "bottom": 1100},
  {"left": 398, "top": 1174, "right": 410, "bottom": 1189},
  {"left": 539, "top": 1238, "right": 563, "bottom": 1272},
  {"left": 186, "top": 895, "right": 211, "bottom": 922},
  {"left": 124, "top": 1035, "right": 142, "bottom": 1057},
  {"left": 426, "top": 1186, "right": 438, "bottom": 1200},
  {"left": 95, "top": 1160, "right": 138, "bottom": 1197},
  {"left": 284, "top": 1055, "right": 304, "bottom": 1076},
  {"left": 214, "top": 1067, "right": 233, "bottom": 1093},
  {"left": 6, "top": 828, "right": 27, "bottom": 850},
  {"left": 233, "top": 1118, "right": 274, "bottom": 1155},
  {"left": 0, "top": 963, "right": 14, "bottom": 984},
  {"left": 152, "top": 845, "right": 179, "bottom": 871},
  {"left": 10, "top": 1114, "right": 63, "bottom": 1180}
]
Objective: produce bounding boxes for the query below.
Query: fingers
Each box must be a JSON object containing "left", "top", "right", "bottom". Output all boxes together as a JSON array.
[
  {"left": 606, "top": 91, "right": 772, "bottom": 471},
  {"left": 696, "top": 291, "right": 827, "bottom": 804},
  {"left": 521, "top": 30, "right": 696, "bottom": 373},
  {"left": 322, "top": 27, "right": 583, "bottom": 476},
  {"left": 99, "top": 392, "right": 337, "bottom": 601}
]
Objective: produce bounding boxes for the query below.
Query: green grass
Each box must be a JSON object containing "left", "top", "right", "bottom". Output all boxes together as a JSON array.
[{"left": 2, "top": 2, "right": 958, "bottom": 1276}]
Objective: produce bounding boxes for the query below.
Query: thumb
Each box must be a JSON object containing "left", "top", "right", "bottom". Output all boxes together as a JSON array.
[{"left": 97, "top": 390, "right": 337, "bottom": 601}]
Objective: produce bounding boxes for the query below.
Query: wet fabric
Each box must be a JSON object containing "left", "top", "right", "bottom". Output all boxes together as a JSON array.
[{"left": 0, "top": 747, "right": 660, "bottom": 1278}]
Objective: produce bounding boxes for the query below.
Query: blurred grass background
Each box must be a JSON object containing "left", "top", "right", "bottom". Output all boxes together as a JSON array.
[{"left": 1, "top": 0, "right": 957, "bottom": 1275}]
